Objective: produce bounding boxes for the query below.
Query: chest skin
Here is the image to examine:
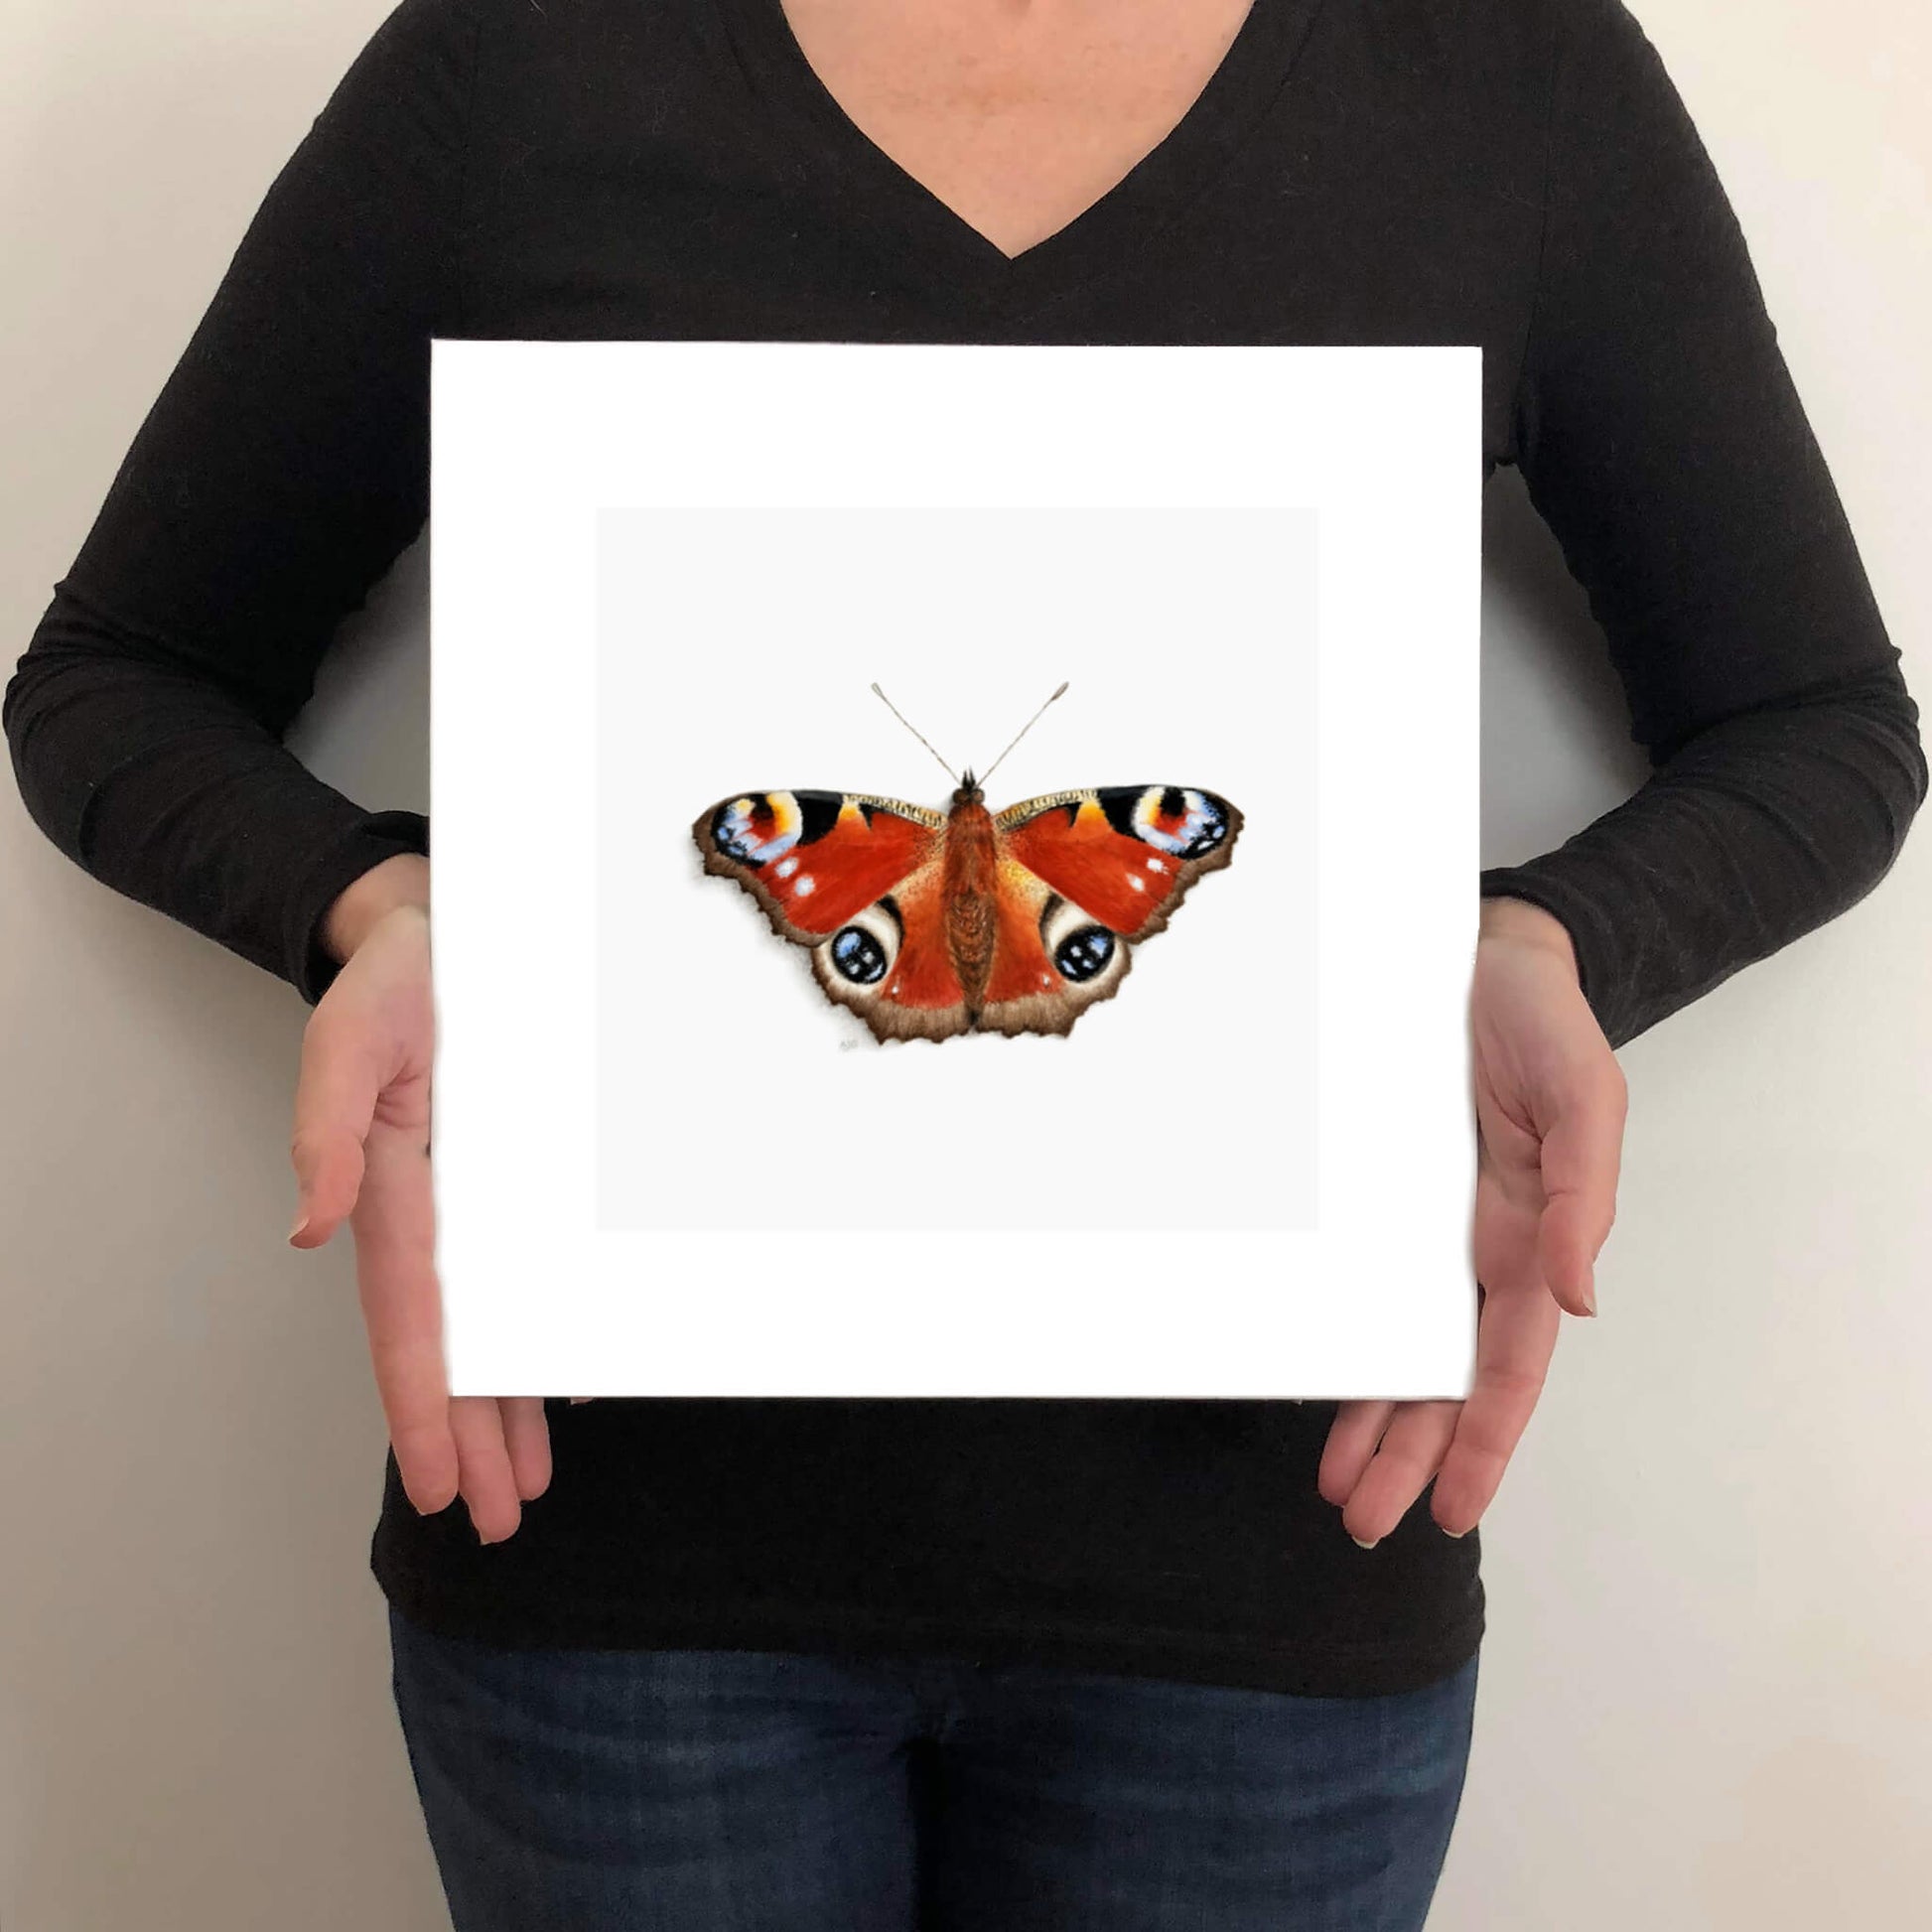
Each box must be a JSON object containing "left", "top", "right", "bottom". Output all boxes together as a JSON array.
[{"left": 775, "top": 0, "right": 1264, "bottom": 259}]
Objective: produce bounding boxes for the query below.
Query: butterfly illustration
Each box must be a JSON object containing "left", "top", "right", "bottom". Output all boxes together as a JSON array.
[{"left": 691, "top": 685, "right": 1242, "bottom": 1042}]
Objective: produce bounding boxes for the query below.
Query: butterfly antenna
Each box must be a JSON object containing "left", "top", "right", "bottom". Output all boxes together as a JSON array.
[
  {"left": 871, "top": 683, "right": 959, "bottom": 783},
  {"left": 979, "top": 681, "right": 1069, "bottom": 789}
]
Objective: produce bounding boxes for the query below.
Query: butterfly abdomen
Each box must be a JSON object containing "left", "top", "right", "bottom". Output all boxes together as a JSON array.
[{"left": 942, "top": 795, "right": 1000, "bottom": 1018}]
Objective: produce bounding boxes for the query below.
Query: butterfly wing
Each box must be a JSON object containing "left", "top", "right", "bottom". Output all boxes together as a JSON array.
[
  {"left": 979, "top": 784, "right": 1243, "bottom": 1036},
  {"left": 692, "top": 789, "right": 972, "bottom": 1041}
]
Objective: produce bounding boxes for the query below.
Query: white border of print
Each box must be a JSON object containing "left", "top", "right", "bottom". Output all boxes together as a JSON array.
[{"left": 430, "top": 340, "right": 1480, "bottom": 1400}]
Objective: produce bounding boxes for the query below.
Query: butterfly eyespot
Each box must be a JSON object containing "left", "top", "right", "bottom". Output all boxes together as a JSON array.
[
  {"left": 1053, "top": 925, "right": 1116, "bottom": 984},
  {"left": 1035, "top": 891, "right": 1129, "bottom": 1002},
  {"left": 814, "top": 898, "right": 901, "bottom": 997},
  {"left": 1101, "top": 785, "right": 1233, "bottom": 861},
  {"left": 712, "top": 790, "right": 803, "bottom": 868},
  {"left": 830, "top": 924, "right": 889, "bottom": 986}
]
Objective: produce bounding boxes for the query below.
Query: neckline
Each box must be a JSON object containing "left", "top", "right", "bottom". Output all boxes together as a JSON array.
[{"left": 717, "top": 0, "right": 1323, "bottom": 322}]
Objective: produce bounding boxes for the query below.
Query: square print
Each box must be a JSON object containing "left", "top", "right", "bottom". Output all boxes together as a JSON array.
[{"left": 430, "top": 340, "right": 1478, "bottom": 1398}]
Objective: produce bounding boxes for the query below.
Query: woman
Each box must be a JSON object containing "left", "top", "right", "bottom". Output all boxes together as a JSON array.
[{"left": 6, "top": 0, "right": 1922, "bottom": 1926}]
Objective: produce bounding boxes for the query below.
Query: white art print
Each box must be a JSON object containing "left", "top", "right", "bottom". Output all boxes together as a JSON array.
[{"left": 430, "top": 341, "right": 1479, "bottom": 1400}]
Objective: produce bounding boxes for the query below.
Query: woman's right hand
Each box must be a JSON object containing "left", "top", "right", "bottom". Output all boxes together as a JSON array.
[{"left": 287, "top": 897, "right": 551, "bottom": 1542}]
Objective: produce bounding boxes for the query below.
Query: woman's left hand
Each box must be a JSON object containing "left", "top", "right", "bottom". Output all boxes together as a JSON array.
[{"left": 1318, "top": 896, "right": 1627, "bottom": 1547}]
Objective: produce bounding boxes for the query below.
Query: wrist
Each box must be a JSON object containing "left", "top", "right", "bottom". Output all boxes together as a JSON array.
[
  {"left": 1479, "top": 893, "right": 1580, "bottom": 981},
  {"left": 321, "top": 853, "right": 430, "bottom": 965}
]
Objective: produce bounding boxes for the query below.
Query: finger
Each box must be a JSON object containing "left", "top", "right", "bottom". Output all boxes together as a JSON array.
[
  {"left": 288, "top": 1011, "right": 380, "bottom": 1247},
  {"left": 352, "top": 1114, "right": 459, "bottom": 1515},
  {"left": 1336, "top": 1401, "right": 1461, "bottom": 1547},
  {"left": 1315, "top": 1400, "right": 1396, "bottom": 1509},
  {"left": 1432, "top": 1282, "right": 1562, "bottom": 1534},
  {"left": 1472, "top": 1158, "right": 1545, "bottom": 1307},
  {"left": 498, "top": 1397, "right": 553, "bottom": 1502},
  {"left": 451, "top": 1396, "right": 523, "bottom": 1544},
  {"left": 1536, "top": 1062, "right": 1627, "bottom": 1315}
]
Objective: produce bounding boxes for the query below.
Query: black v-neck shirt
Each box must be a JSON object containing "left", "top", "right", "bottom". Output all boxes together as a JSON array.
[
  {"left": 727, "top": 0, "right": 1314, "bottom": 313},
  {"left": 6, "top": 0, "right": 1923, "bottom": 1697}
]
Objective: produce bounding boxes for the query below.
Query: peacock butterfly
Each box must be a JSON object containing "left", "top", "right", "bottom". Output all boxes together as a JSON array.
[{"left": 692, "top": 685, "right": 1242, "bottom": 1042}]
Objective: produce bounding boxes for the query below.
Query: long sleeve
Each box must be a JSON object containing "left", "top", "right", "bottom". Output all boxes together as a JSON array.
[
  {"left": 3, "top": 0, "right": 480, "bottom": 1005},
  {"left": 1480, "top": 0, "right": 1926, "bottom": 1051}
]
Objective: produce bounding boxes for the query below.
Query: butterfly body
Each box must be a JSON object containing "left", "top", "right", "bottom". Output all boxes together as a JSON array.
[
  {"left": 694, "top": 776, "right": 1241, "bottom": 1042},
  {"left": 937, "top": 776, "right": 1001, "bottom": 1010}
]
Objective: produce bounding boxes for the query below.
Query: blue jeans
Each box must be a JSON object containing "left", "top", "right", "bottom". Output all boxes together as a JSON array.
[{"left": 388, "top": 1602, "right": 1479, "bottom": 1931}]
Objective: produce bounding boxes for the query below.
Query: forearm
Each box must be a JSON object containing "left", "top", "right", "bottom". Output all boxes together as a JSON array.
[
  {"left": 321, "top": 852, "right": 431, "bottom": 967},
  {"left": 1480, "top": 668, "right": 1925, "bottom": 1051},
  {"left": 4, "top": 602, "right": 428, "bottom": 1005},
  {"left": 1478, "top": 893, "right": 1581, "bottom": 981}
]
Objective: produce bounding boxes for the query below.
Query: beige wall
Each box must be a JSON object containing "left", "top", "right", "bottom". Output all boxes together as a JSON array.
[{"left": 3, "top": 3, "right": 1927, "bottom": 1926}]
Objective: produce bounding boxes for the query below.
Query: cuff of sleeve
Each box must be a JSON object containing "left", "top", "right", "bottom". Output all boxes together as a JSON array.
[
  {"left": 288, "top": 808, "right": 430, "bottom": 1006},
  {"left": 1478, "top": 865, "right": 1625, "bottom": 1049}
]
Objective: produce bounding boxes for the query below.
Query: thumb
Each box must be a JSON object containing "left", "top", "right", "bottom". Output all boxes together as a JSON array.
[
  {"left": 1533, "top": 1062, "right": 1626, "bottom": 1316},
  {"left": 288, "top": 1009, "right": 381, "bottom": 1248}
]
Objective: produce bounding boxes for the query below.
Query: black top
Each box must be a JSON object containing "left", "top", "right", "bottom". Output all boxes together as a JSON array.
[{"left": 6, "top": 0, "right": 1923, "bottom": 1698}]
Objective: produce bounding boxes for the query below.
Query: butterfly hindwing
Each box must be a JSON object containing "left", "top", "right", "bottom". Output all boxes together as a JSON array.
[{"left": 692, "top": 789, "right": 972, "bottom": 1040}]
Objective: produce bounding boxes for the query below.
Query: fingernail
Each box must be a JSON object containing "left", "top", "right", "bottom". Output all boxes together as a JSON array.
[
  {"left": 1350, "top": 1535, "right": 1379, "bottom": 1550},
  {"left": 1581, "top": 1281, "right": 1598, "bottom": 1316},
  {"left": 287, "top": 1207, "right": 310, "bottom": 1243},
  {"left": 1446, "top": 1526, "right": 1472, "bottom": 1539}
]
